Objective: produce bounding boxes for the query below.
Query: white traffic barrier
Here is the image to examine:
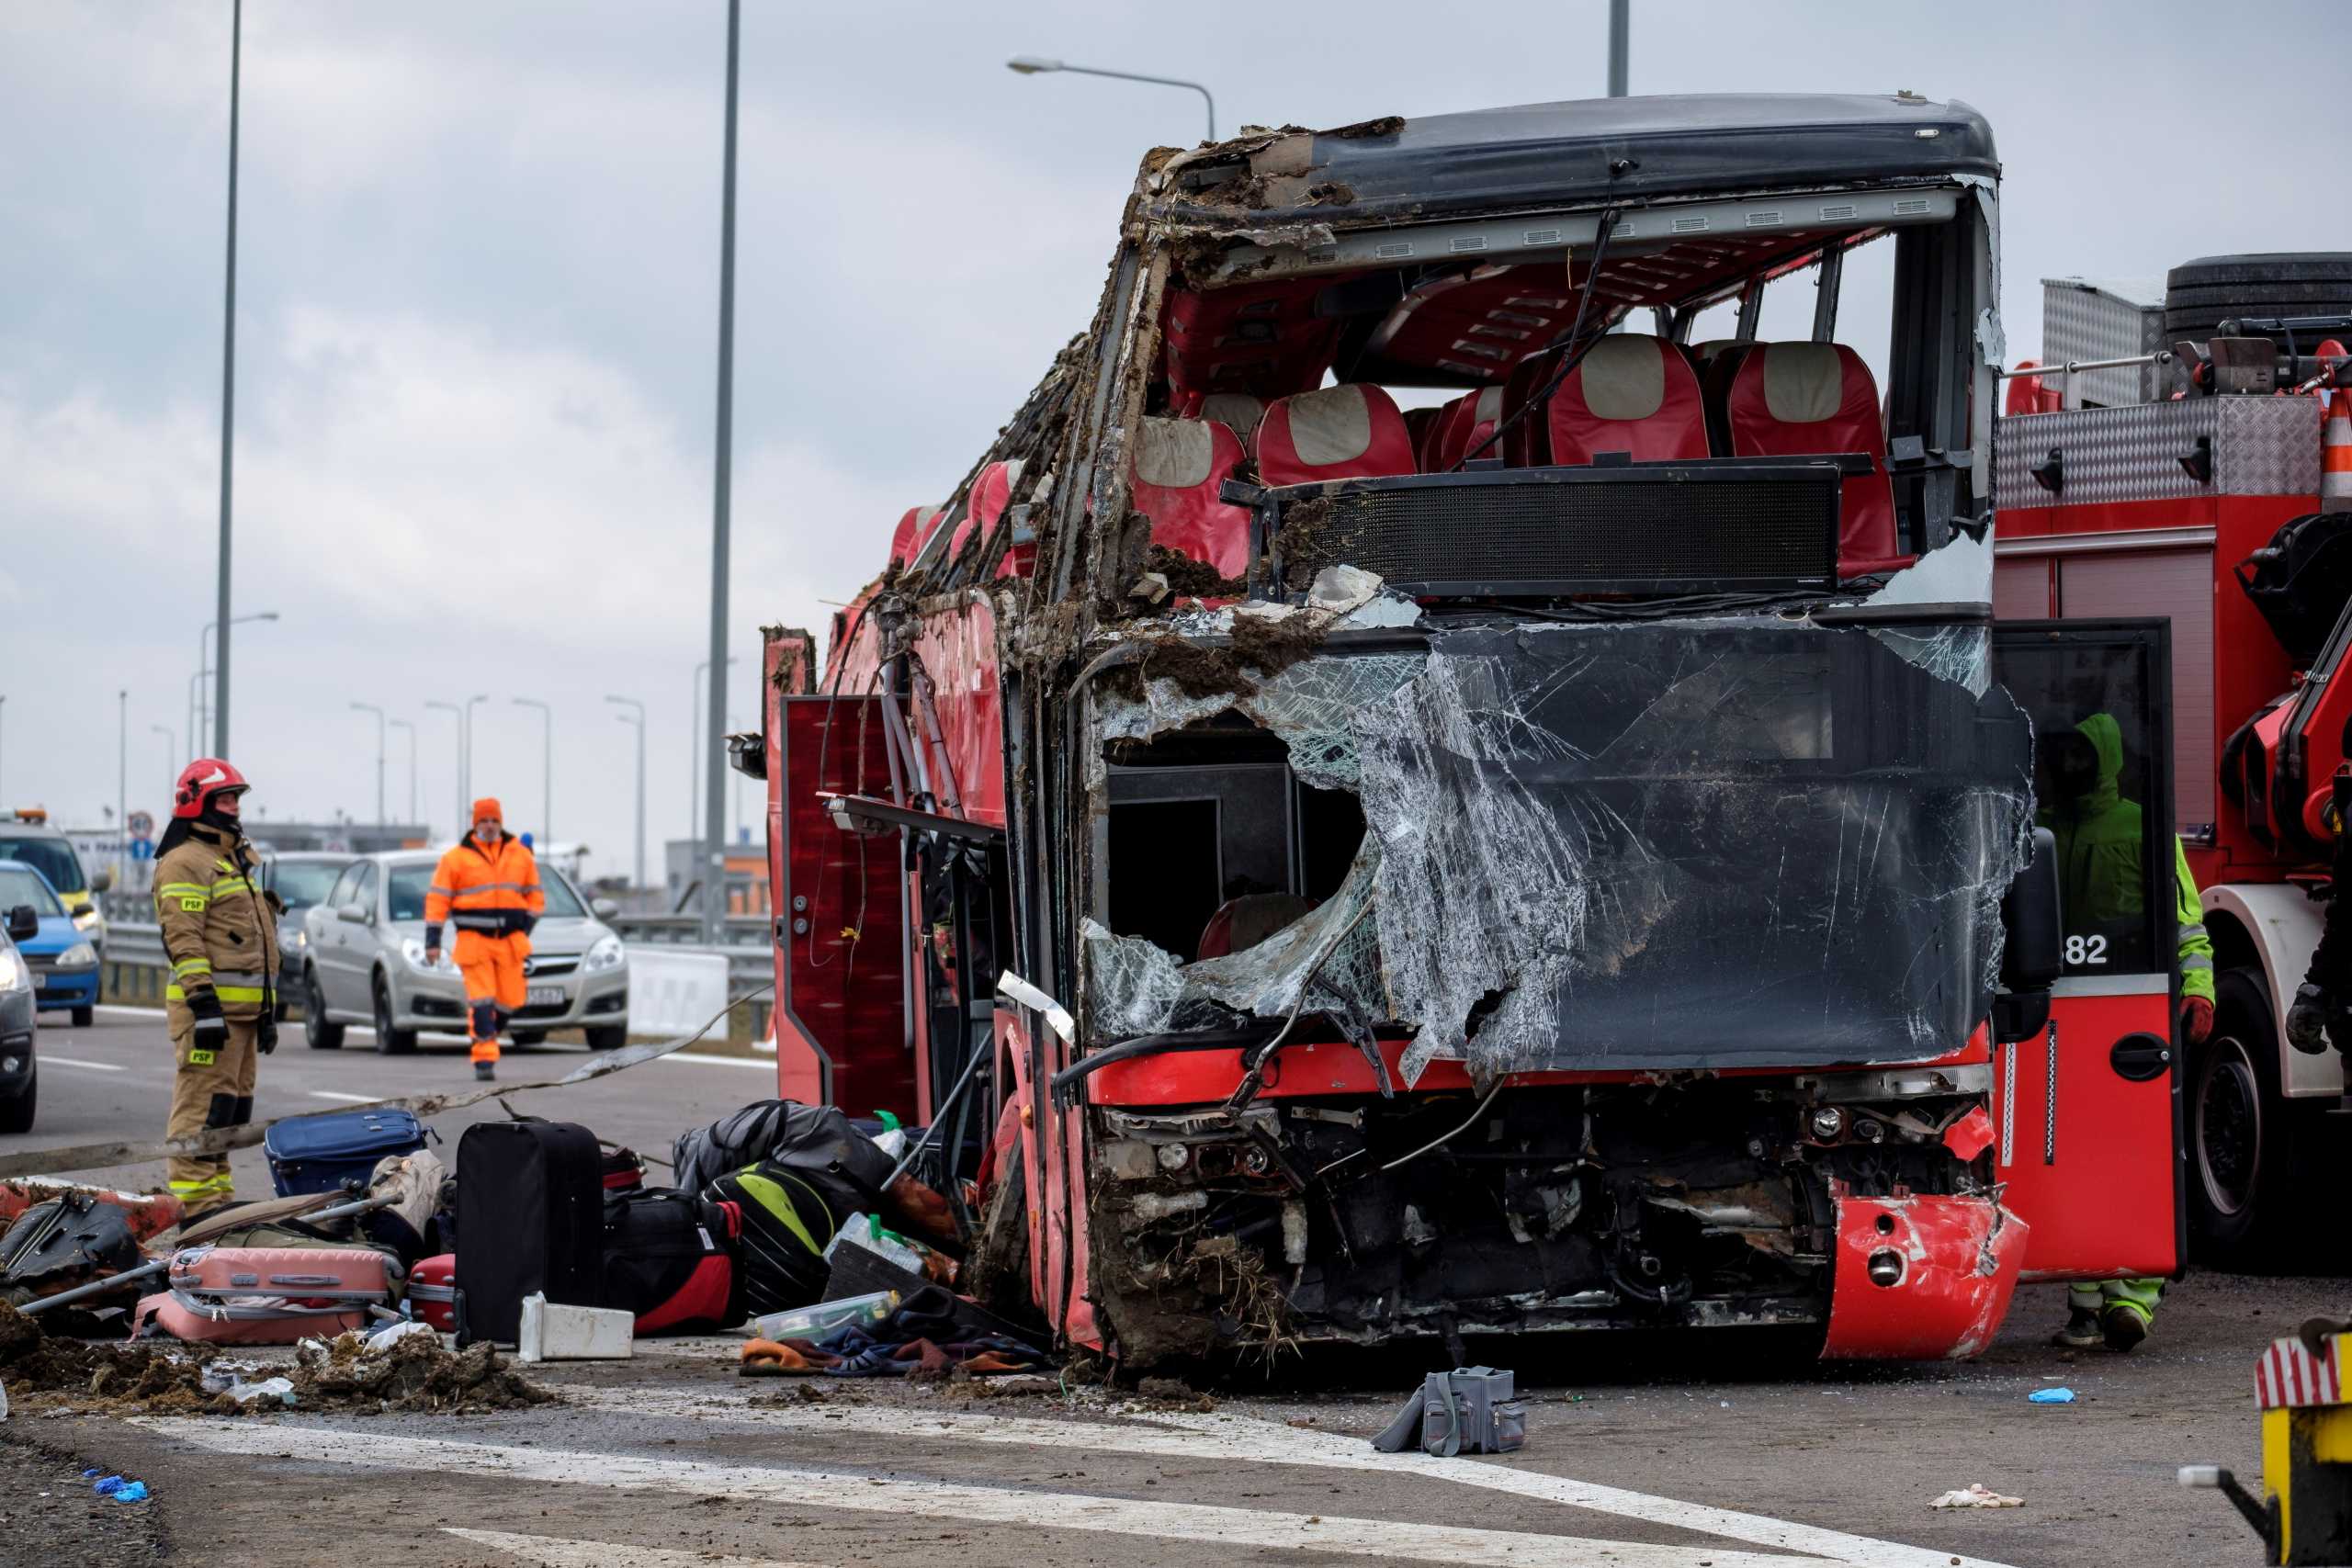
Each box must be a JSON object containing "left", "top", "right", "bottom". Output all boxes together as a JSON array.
[{"left": 626, "top": 948, "right": 730, "bottom": 1039}]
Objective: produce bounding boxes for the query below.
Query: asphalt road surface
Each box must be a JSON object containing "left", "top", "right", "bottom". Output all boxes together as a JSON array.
[{"left": 2, "top": 1007, "right": 2335, "bottom": 1568}]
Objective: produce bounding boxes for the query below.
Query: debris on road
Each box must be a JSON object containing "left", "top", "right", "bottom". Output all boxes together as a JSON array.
[
  {"left": 1928, "top": 1483, "right": 2024, "bottom": 1508},
  {"left": 2028, "top": 1387, "right": 2078, "bottom": 1404}
]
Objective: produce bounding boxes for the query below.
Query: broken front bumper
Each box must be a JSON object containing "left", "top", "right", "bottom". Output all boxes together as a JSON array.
[{"left": 1820, "top": 1193, "right": 2026, "bottom": 1360}]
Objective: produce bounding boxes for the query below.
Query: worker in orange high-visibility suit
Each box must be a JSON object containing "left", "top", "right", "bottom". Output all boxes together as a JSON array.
[{"left": 424, "top": 798, "right": 543, "bottom": 1082}]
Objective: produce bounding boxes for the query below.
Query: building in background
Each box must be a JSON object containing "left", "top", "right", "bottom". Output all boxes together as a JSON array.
[{"left": 663, "top": 828, "right": 768, "bottom": 919}]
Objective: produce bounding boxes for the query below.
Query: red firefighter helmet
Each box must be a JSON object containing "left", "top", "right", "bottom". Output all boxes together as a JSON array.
[{"left": 172, "top": 758, "right": 251, "bottom": 819}]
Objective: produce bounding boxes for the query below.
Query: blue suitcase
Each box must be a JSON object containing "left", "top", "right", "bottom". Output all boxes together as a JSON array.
[{"left": 263, "top": 1109, "right": 429, "bottom": 1197}]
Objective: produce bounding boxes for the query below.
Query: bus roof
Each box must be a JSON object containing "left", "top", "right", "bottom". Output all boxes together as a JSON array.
[{"left": 1158, "top": 93, "right": 1998, "bottom": 227}]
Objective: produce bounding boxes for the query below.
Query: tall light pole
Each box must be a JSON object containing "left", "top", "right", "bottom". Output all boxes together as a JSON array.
[
  {"left": 1608, "top": 0, "right": 1629, "bottom": 96},
  {"left": 0, "top": 695, "right": 6, "bottom": 799},
  {"left": 463, "top": 694, "right": 489, "bottom": 809},
  {"left": 606, "top": 696, "right": 646, "bottom": 894},
  {"left": 351, "top": 703, "right": 385, "bottom": 826},
  {"left": 213, "top": 0, "right": 243, "bottom": 755},
  {"left": 1006, "top": 56, "right": 1216, "bottom": 141},
  {"left": 513, "top": 697, "right": 551, "bottom": 843},
  {"left": 195, "top": 610, "right": 276, "bottom": 754},
  {"left": 424, "top": 700, "right": 463, "bottom": 837},
  {"left": 691, "top": 657, "right": 737, "bottom": 853},
  {"left": 390, "top": 718, "right": 416, "bottom": 828},
  {"left": 117, "top": 690, "right": 128, "bottom": 877},
  {"left": 702, "top": 0, "right": 743, "bottom": 946}
]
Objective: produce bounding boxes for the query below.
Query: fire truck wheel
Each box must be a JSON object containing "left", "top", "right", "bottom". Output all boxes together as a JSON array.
[{"left": 2189, "top": 968, "right": 2303, "bottom": 1269}]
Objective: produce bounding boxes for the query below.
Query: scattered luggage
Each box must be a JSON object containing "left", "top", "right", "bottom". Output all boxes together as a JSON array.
[
  {"left": 701, "top": 1160, "right": 837, "bottom": 1317},
  {"left": 601, "top": 1146, "right": 647, "bottom": 1194},
  {"left": 1371, "top": 1367, "right": 1528, "bottom": 1456},
  {"left": 133, "top": 1244, "right": 398, "bottom": 1345},
  {"left": 0, "top": 1190, "right": 145, "bottom": 1299},
  {"left": 454, "top": 1120, "right": 604, "bottom": 1347},
  {"left": 411, "top": 1252, "right": 458, "bottom": 1333},
  {"left": 0, "top": 1180, "right": 182, "bottom": 1245},
  {"left": 673, "top": 1101, "right": 899, "bottom": 1222},
  {"left": 265, "top": 1108, "right": 428, "bottom": 1197},
  {"left": 601, "top": 1188, "right": 743, "bottom": 1335}
]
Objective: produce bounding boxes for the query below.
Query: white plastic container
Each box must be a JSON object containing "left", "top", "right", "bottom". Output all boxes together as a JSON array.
[
  {"left": 515, "top": 1292, "right": 635, "bottom": 1362},
  {"left": 824, "top": 1213, "right": 926, "bottom": 1274},
  {"left": 749, "top": 1290, "right": 899, "bottom": 1345}
]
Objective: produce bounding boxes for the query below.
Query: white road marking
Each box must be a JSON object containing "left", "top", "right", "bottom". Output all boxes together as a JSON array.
[
  {"left": 308, "top": 1090, "right": 379, "bottom": 1103},
  {"left": 95, "top": 1003, "right": 164, "bottom": 1019},
  {"left": 656, "top": 1051, "right": 773, "bottom": 1071},
  {"left": 445, "top": 1529, "right": 828, "bottom": 1568},
  {"left": 560, "top": 1390, "right": 2016, "bottom": 1568},
  {"left": 36, "top": 1055, "right": 127, "bottom": 1073},
  {"left": 139, "top": 1422, "right": 1826, "bottom": 1567}
]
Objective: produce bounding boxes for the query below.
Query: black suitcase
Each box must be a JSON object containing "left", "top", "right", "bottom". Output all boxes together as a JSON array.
[{"left": 454, "top": 1120, "right": 604, "bottom": 1347}]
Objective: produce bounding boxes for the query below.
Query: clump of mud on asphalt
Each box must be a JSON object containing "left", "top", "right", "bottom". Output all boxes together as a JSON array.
[
  {"left": 0, "top": 1301, "right": 556, "bottom": 1416},
  {"left": 291, "top": 1329, "right": 556, "bottom": 1415},
  {"left": 0, "top": 1300, "right": 223, "bottom": 1416}
]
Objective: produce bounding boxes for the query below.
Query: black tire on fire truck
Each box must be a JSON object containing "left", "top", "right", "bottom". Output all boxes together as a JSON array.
[
  {"left": 2164, "top": 253, "right": 2352, "bottom": 349},
  {"left": 2190, "top": 968, "right": 2316, "bottom": 1269}
]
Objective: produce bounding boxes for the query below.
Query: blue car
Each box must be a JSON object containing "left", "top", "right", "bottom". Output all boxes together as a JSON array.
[{"left": 0, "top": 860, "right": 98, "bottom": 1028}]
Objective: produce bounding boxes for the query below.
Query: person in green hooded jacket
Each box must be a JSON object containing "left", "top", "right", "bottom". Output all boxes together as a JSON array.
[{"left": 2035, "top": 712, "right": 2216, "bottom": 1351}]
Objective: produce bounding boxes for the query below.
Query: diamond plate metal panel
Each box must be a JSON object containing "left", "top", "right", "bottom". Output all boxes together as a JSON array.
[
  {"left": 1995, "top": 398, "right": 2321, "bottom": 510},
  {"left": 2041, "top": 278, "right": 2168, "bottom": 406}
]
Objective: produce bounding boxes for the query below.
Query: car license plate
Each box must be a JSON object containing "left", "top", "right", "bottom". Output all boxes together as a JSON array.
[{"left": 526, "top": 986, "right": 564, "bottom": 1007}]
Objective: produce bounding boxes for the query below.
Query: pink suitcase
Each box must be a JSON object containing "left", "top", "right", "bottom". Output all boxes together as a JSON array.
[
  {"left": 410, "top": 1253, "right": 457, "bottom": 1333},
  {"left": 132, "top": 1244, "right": 397, "bottom": 1345}
]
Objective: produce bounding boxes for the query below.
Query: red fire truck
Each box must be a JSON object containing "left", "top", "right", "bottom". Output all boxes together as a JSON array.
[
  {"left": 1994, "top": 260, "right": 2352, "bottom": 1268},
  {"left": 751, "top": 95, "right": 2189, "bottom": 1367}
]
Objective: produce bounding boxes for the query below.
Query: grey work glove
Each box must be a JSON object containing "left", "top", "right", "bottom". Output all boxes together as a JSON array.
[{"left": 2289, "top": 983, "right": 2334, "bottom": 1055}]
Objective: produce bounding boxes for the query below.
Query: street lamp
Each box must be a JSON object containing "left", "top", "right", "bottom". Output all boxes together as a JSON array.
[
  {"left": 351, "top": 703, "right": 385, "bottom": 826},
  {"left": 513, "top": 697, "right": 551, "bottom": 843},
  {"left": 1006, "top": 55, "right": 1216, "bottom": 141},
  {"left": 117, "top": 690, "right": 128, "bottom": 880},
  {"left": 194, "top": 610, "right": 276, "bottom": 755},
  {"left": 424, "top": 701, "right": 463, "bottom": 838},
  {"left": 606, "top": 695, "right": 646, "bottom": 894},
  {"left": 213, "top": 0, "right": 243, "bottom": 756},
  {"left": 390, "top": 718, "right": 417, "bottom": 828},
  {"left": 463, "top": 694, "right": 488, "bottom": 808},
  {"left": 702, "top": 0, "right": 743, "bottom": 948}
]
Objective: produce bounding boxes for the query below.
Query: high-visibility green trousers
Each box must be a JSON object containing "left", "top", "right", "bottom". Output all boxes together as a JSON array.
[{"left": 2069, "top": 1278, "right": 2163, "bottom": 1326}]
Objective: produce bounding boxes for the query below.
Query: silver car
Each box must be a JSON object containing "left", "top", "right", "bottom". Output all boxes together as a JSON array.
[{"left": 299, "top": 849, "right": 629, "bottom": 1054}]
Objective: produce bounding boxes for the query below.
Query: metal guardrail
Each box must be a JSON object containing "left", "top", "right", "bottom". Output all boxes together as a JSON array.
[
  {"left": 609, "top": 913, "right": 771, "bottom": 945},
  {"left": 99, "top": 920, "right": 772, "bottom": 1006}
]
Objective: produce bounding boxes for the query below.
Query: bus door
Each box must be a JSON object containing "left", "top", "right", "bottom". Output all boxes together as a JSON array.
[{"left": 1990, "top": 619, "right": 2184, "bottom": 1280}]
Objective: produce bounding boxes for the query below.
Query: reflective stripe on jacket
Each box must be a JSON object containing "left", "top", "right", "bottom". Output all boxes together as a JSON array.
[
  {"left": 153, "top": 826, "right": 280, "bottom": 1019},
  {"left": 424, "top": 833, "right": 543, "bottom": 947}
]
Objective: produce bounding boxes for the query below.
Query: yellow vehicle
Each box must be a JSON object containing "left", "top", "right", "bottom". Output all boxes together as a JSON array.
[{"left": 0, "top": 809, "right": 110, "bottom": 951}]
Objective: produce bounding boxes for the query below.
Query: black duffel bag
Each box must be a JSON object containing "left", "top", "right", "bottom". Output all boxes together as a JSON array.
[{"left": 673, "top": 1100, "right": 897, "bottom": 1224}]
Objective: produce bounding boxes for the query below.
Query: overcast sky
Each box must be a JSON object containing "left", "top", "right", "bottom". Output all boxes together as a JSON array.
[{"left": 3, "top": 0, "right": 2340, "bottom": 879}]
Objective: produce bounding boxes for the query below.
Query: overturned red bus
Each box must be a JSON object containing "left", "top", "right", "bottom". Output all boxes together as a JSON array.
[{"left": 749, "top": 94, "right": 2187, "bottom": 1368}]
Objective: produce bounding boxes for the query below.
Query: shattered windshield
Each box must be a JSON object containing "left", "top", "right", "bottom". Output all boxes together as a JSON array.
[{"left": 1084, "top": 576, "right": 2032, "bottom": 1087}]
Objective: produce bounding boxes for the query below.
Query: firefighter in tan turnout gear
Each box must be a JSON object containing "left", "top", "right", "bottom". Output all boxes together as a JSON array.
[{"left": 153, "top": 758, "right": 280, "bottom": 1218}]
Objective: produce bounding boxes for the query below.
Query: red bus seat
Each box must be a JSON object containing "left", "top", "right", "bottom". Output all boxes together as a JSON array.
[
  {"left": 1198, "top": 394, "right": 1268, "bottom": 453},
  {"left": 1258, "top": 384, "right": 1416, "bottom": 486},
  {"left": 889, "top": 504, "right": 943, "bottom": 568},
  {"left": 944, "top": 459, "right": 1031, "bottom": 578},
  {"left": 1724, "top": 343, "right": 1906, "bottom": 576},
  {"left": 1434, "top": 384, "right": 1507, "bottom": 469},
  {"left": 1545, "top": 334, "right": 1711, "bottom": 466},
  {"left": 1132, "top": 417, "right": 1251, "bottom": 582},
  {"left": 1197, "top": 892, "right": 1311, "bottom": 960}
]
